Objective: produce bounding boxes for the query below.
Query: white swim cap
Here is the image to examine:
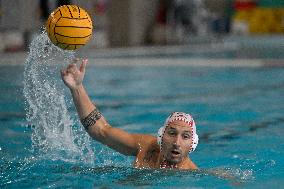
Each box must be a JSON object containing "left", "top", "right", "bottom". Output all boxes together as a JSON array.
[{"left": 157, "top": 112, "right": 199, "bottom": 153}]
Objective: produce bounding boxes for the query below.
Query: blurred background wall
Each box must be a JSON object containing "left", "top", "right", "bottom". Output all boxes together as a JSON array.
[{"left": 0, "top": 0, "right": 283, "bottom": 52}]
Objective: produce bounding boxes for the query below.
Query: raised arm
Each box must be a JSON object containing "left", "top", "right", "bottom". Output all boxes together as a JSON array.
[{"left": 61, "top": 59, "right": 144, "bottom": 156}]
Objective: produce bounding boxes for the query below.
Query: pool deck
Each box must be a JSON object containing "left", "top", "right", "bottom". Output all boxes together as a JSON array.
[{"left": 1, "top": 46, "right": 283, "bottom": 67}]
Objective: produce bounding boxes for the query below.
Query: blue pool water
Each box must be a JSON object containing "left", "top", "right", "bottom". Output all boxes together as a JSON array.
[{"left": 1, "top": 34, "right": 284, "bottom": 188}]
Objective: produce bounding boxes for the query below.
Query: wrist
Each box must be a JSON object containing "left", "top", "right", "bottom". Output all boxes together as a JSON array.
[{"left": 70, "top": 84, "right": 84, "bottom": 93}]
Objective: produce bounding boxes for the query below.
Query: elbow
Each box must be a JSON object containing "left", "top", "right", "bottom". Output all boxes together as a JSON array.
[{"left": 87, "top": 122, "right": 111, "bottom": 141}]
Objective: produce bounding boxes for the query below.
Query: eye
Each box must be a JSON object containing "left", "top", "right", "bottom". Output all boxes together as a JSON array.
[
  {"left": 168, "top": 130, "right": 176, "bottom": 136},
  {"left": 183, "top": 134, "right": 191, "bottom": 139}
]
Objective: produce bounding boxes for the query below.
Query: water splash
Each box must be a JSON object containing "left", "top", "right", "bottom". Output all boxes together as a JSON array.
[{"left": 23, "top": 31, "right": 95, "bottom": 165}]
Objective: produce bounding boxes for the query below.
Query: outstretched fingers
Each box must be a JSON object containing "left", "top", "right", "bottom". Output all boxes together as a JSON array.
[
  {"left": 80, "top": 59, "right": 88, "bottom": 73},
  {"left": 61, "top": 58, "right": 87, "bottom": 80},
  {"left": 72, "top": 58, "right": 80, "bottom": 64},
  {"left": 66, "top": 63, "right": 78, "bottom": 74}
]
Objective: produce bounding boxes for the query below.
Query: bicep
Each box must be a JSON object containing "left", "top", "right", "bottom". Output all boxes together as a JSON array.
[
  {"left": 89, "top": 123, "right": 145, "bottom": 156},
  {"left": 102, "top": 127, "right": 141, "bottom": 156},
  {"left": 86, "top": 117, "right": 154, "bottom": 156}
]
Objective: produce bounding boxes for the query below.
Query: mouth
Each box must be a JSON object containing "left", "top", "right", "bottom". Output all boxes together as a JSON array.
[{"left": 171, "top": 149, "right": 181, "bottom": 157}]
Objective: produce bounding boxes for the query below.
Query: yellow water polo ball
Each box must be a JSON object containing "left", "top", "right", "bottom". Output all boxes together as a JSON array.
[{"left": 46, "top": 5, "right": 93, "bottom": 50}]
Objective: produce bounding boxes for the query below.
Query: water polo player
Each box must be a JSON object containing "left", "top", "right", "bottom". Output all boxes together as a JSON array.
[{"left": 61, "top": 59, "right": 198, "bottom": 169}]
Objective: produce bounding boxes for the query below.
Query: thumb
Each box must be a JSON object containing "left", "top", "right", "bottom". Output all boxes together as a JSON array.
[
  {"left": 60, "top": 69, "right": 67, "bottom": 78},
  {"left": 80, "top": 59, "right": 88, "bottom": 73}
]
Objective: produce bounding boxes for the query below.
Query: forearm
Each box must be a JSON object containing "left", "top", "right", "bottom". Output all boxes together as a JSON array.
[
  {"left": 70, "top": 84, "right": 95, "bottom": 119},
  {"left": 62, "top": 60, "right": 139, "bottom": 156},
  {"left": 70, "top": 85, "right": 139, "bottom": 155},
  {"left": 70, "top": 84, "right": 110, "bottom": 138}
]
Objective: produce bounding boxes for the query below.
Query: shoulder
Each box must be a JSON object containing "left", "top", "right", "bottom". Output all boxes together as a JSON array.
[
  {"left": 132, "top": 134, "right": 160, "bottom": 156},
  {"left": 182, "top": 158, "right": 198, "bottom": 170},
  {"left": 133, "top": 134, "right": 157, "bottom": 147},
  {"left": 136, "top": 134, "right": 160, "bottom": 158},
  {"left": 134, "top": 134, "right": 160, "bottom": 167}
]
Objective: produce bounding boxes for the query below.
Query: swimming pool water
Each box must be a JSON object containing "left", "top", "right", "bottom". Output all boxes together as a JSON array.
[{"left": 1, "top": 57, "right": 284, "bottom": 188}]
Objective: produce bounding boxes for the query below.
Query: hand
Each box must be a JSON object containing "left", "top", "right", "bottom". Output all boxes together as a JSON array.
[{"left": 61, "top": 59, "right": 88, "bottom": 90}]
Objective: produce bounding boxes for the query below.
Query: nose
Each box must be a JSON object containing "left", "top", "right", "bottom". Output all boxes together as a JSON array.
[{"left": 173, "top": 135, "right": 182, "bottom": 147}]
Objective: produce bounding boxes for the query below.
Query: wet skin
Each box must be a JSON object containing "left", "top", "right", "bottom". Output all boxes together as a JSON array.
[
  {"left": 134, "top": 120, "right": 197, "bottom": 169},
  {"left": 161, "top": 120, "right": 193, "bottom": 164},
  {"left": 61, "top": 60, "right": 197, "bottom": 170}
]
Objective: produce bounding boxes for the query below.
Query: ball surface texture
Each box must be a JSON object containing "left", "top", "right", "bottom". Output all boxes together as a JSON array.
[{"left": 46, "top": 5, "right": 93, "bottom": 50}]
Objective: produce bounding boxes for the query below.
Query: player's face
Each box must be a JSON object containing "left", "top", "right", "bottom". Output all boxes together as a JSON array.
[{"left": 161, "top": 120, "right": 193, "bottom": 164}]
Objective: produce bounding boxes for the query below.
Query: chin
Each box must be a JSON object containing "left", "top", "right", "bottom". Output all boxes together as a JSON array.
[{"left": 167, "top": 157, "right": 182, "bottom": 164}]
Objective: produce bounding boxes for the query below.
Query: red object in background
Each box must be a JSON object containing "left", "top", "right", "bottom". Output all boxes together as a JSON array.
[
  {"left": 94, "top": 0, "right": 107, "bottom": 15},
  {"left": 156, "top": 3, "right": 167, "bottom": 25},
  {"left": 234, "top": 0, "right": 257, "bottom": 10}
]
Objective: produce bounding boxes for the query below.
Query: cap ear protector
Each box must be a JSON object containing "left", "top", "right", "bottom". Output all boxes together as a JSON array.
[
  {"left": 190, "top": 133, "right": 198, "bottom": 153},
  {"left": 157, "top": 112, "right": 199, "bottom": 153},
  {"left": 157, "top": 126, "right": 165, "bottom": 146}
]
